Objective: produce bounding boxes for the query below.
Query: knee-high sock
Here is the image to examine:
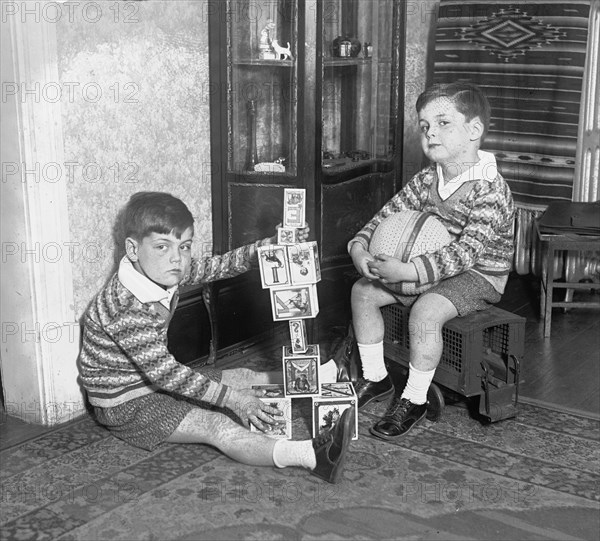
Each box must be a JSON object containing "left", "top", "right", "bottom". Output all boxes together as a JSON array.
[
  {"left": 401, "top": 363, "right": 435, "bottom": 405},
  {"left": 357, "top": 341, "right": 387, "bottom": 382},
  {"left": 272, "top": 439, "right": 316, "bottom": 469}
]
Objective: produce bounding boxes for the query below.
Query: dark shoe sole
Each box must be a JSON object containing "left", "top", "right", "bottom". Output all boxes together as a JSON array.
[
  {"left": 367, "top": 407, "right": 427, "bottom": 441},
  {"left": 358, "top": 386, "right": 394, "bottom": 410}
]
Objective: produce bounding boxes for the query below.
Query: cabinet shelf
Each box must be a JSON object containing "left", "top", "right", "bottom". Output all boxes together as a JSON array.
[
  {"left": 322, "top": 158, "right": 394, "bottom": 182},
  {"left": 324, "top": 58, "right": 372, "bottom": 67},
  {"left": 232, "top": 170, "right": 296, "bottom": 180},
  {"left": 234, "top": 59, "right": 294, "bottom": 67}
]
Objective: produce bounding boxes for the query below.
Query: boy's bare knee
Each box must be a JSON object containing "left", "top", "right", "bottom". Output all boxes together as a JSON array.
[
  {"left": 411, "top": 293, "right": 456, "bottom": 325},
  {"left": 169, "top": 407, "right": 244, "bottom": 445},
  {"left": 221, "top": 367, "right": 258, "bottom": 387},
  {"left": 351, "top": 277, "right": 371, "bottom": 296},
  {"left": 351, "top": 278, "right": 388, "bottom": 306},
  {"left": 352, "top": 280, "right": 402, "bottom": 319}
]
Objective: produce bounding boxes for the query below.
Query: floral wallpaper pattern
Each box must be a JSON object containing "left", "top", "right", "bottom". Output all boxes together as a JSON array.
[
  {"left": 403, "top": 1, "right": 438, "bottom": 179},
  {"left": 57, "top": 1, "right": 213, "bottom": 318}
]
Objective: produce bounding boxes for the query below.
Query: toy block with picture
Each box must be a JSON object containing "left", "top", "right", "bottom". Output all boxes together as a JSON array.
[
  {"left": 287, "top": 241, "right": 321, "bottom": 285},
  {"left": 270, "top": 284, "right": 319, "bottom": 321},
  {"left": 249, "top": 384, "right": 292, "bottom": 439},
  {"left": 312, "top": 382, "right": 358, "bottom": 440},
  {"left": 277, "top": 226, "right": 299, "bottom": 245},
  {"left": 283, "top": 188, "right": 306, "bottom": 229},
  {"left": 259, "top": 242, "right": 321, "bottom": 290},
  {"left": 289, "top": 319, "right": 308, "bottom": 354},
  {"left": 282, "top": 345, "right": 320, "bottom": 398},
  {"left": 257, "top": 245, "right": 291, "bottom": 289}
]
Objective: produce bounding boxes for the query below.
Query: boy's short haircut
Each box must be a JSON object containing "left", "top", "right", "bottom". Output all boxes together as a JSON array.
[
  {"left": 416, "top": 82, "right": 491, "bottom": 139},
  {"left": 123, "top": 191, "right": 194, "bottom": 240}
]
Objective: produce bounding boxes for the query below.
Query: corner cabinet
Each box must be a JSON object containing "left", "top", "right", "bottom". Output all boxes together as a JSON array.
[{"left": 207, "top": 0, "right": 405, "bottom": 346}]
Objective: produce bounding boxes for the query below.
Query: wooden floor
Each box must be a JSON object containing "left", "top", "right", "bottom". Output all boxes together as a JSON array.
[
  {"left": 496, "top": 273, "right": 599, "bottom": 418},
  {"left": 1, "top": 272, "right": 598, "bottom": 451}
]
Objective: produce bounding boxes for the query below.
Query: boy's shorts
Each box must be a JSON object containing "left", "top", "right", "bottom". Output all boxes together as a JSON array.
[
  {"left": 391, "top": 270, "right": 502, "bottom": 317},
  {"left": 94, "top": 392, "right": 196, "bottom": 451}
]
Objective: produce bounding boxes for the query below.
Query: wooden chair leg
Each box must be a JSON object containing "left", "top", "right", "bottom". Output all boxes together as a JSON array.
[
  {"left": 202, "top": 284, "right": 219, "bottom": 365},
  {"left": 563, "top": 288, "right": 574, "bottom": 312}
]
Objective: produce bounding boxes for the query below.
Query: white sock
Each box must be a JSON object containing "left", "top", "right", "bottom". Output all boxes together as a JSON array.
[
  {"left": 401, "top": 363, "right": 436, "bottom": 405},
  {"left": 272, "top": 439, "right": 316, "bottom": 470},
  {"left": 357, "top": 341, "right": 387, "bottom": 382},
  {"left": 320, "top": 359, "right": 338, "bottom": 383}
]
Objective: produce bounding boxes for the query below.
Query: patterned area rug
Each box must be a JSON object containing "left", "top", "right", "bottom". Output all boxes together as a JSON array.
[
  {"left": 432, "top": 0, "right": 591, "bottom": 208},
  {"left": 2, "top": 346, "right": 599, "bottom": 540}
]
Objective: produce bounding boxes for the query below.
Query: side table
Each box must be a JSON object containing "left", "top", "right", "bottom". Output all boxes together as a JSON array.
[{"left": 535, "top": 220, "right": 600, "bottom": 337}]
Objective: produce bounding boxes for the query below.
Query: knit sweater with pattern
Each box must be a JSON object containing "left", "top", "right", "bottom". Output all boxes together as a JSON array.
[
  {"left": 78, "top": 240, "right": 268, "bottom": 409},
  {"left": 349, "top": 152, "right": 515, "bottom": 293}
]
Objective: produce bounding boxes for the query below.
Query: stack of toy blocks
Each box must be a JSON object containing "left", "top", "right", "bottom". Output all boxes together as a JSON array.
[{"left": 253, "top": 188, "right": 358, "bottom": 440}]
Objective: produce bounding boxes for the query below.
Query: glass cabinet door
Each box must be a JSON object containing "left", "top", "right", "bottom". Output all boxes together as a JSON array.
[
  {"left": 208, "top": 0, "right": 404, "bottom": 341},
  {"left": 318, "top": 0, "right": 403, "bottom": 267},
  {"left": 321, "top": 0, "right": 398, "bottom": 177},
  {"left": 227, "top": 0, "right": 298, "bottom": 175}
]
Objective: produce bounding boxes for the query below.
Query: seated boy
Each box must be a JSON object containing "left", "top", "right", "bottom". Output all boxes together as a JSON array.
[
  {"left": 348, "top": 82, "right": 515, "bottom": 440},
  {"left": 78, "top": 191, "right": 354, "bottom": 483}
]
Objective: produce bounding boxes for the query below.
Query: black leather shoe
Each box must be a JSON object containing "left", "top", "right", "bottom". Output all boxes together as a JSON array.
[
  {"left": 369, "top": 396, "right": 427, "bottom": 440},
  {"left": 355, "top": 376, "right": 394, "bottom": 409},
  {"left": 329, "top": 325, "right": 362, "bottom": 383},
  {"left": 311, "top": 406, "right": 355, "bottom": 484}
]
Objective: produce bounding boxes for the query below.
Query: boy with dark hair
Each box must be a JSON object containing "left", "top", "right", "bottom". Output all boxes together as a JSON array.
[
  {"left": 348, "top": 82, "right": 515, "bottom": 440},
  {"left": 79, "top": 191, "right": 354, "bottom": 483}
]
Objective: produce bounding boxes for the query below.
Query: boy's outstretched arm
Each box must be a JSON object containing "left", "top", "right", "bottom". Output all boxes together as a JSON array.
[
  {"left": 185, "top": 239, "right": 271, "bottom": 284},
  {"left": 185, "top": 225, "right": 310, "bottom": 284}
]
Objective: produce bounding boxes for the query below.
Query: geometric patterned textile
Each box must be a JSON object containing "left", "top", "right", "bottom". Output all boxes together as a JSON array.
[{"left": 432, "top": 1, "right": 591, "bottom": 208}]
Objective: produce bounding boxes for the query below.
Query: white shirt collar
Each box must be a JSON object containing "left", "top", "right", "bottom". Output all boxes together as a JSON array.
[
  {"left": 118, "top": 256, "right": 178, "bottom": 310},
  {"left": 436, "top": 150, "right": 498, "bottom": 200}
]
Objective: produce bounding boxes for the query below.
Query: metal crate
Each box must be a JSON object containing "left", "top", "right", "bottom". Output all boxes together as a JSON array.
[{"left": 382, "top": 304, "right": 526, "bottom": 421}]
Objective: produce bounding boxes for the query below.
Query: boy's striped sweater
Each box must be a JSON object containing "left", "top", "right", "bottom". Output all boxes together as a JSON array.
[
  {"left": 350, "top": 158, "right": 515, "bottom": 293},
  {"left": 79, "top": 240, "right": 267, "bottom": 409}
]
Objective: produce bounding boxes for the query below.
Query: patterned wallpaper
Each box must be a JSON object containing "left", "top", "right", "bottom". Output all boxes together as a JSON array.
[
  {"left": 402, "top": 1, "right": 439, "bottom": 180},
  {"left": 56, "top": 1, "right": 213, "bottom": 318},
  {"left": 55, "top": 0, "right": 436, "bottom": 318}
]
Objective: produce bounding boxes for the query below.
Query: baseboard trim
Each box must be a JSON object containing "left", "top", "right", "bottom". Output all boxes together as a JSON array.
[
  {"left": 189, "top": 327, "right": 287, "bottom": 370},
  {"left": 519, "top": 396, "right": 600, "bottom": 421}
]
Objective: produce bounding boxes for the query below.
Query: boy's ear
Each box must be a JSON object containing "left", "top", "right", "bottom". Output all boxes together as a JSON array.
[
  {"left": 125, "top": 237, "right": 139, "bottom": 261},
  {"left": 468, "top": 116, "right": 485, "bottom": 141}
]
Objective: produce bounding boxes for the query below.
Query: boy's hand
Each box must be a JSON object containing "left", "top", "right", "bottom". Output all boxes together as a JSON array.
[
  {"left": 367, "top": 254, "right": 418, "bottom": 284},
  {"left": 349, "top": 243, "right": 378, "bottom": 280},
  {"left": 226, "top": 389, "right": 285, "bottom": 431},
  {"left": 295, "top": 224, "right": 310, "bottom": 243}
]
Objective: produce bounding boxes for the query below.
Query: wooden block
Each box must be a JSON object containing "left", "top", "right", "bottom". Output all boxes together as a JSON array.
[
  {"left": 287, "top": 241, "right": 321, "bottom": 285},
  {"left": 289, "top": 319, "right": 308, "bottom": 354},
  {"left": 282, "top": 345, "right": 321, "bottom": 398},
  {"left": 312, "top": 382, "right": 358, "bottom": 440},
  {"left": 277, "top": 226, "right": 299, "bottom": 245},
  {"left": 270, "top": 284, "right": 319, "bottom": 321},
  {"left": 283, "top": 188, "right": 306, "bottom": 228},
  {"left": 257, "top": 245, "right": 291, "bottom": 289}
]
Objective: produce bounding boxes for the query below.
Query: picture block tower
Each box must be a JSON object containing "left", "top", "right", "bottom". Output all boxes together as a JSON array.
[{"left": 256, "top": 188, "right": 357, "bottom": 440}]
